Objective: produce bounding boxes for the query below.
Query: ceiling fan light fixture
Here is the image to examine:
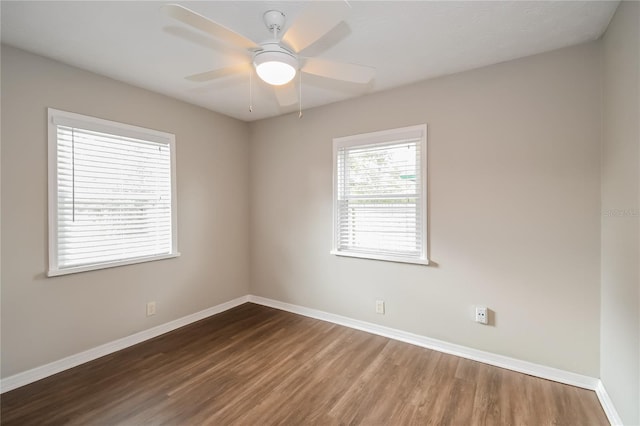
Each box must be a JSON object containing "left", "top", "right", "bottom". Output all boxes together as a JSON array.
[{"left": 254, "top": 49, "right": 298, "bottom": 86}]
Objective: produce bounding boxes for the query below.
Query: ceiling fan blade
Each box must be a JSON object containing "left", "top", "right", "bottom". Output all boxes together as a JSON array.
[
  {"left": 302, "top": 58, "right": 375, "bottom": 84},
  {"left": 185, "top": 63, "right": 252, "bottom": 82},
  {"left": 281, "top": 2, "right": 350, "bottom": 53},
  {"left": 274, "top": 82, "right": 298, "bottom": 107},
  {"left": 162, "top": 4, "right": 259, "bottom": 50}
]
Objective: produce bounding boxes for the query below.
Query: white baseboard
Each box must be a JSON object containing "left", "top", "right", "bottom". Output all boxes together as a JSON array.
[
  {"left": 247, "top": 295, "right": 600, "bottom": 390},
  {"left": 595, "top": 380, "right": 624, "bottom": 425},
  {"left": 249, "top": 295, "right": 628, "bottom": 424},
  {"left": 0, "top": 295, "right": 249, "bottom": 393},
  {"left": 0, "top": 293, "right": 623, "bottom": 426}
]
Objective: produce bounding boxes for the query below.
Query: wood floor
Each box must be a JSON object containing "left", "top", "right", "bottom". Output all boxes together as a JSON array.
[{"left": 1, "top": 303, "right": 608, "bottom": 425}]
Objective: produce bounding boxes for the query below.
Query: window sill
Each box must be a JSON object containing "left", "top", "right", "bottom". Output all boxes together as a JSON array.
[
  {"left": 331, "top": 250, "right": 429, "bottom": 266},
  {"left": 48, "top": 252, "right": 181, "bottom": 277}
]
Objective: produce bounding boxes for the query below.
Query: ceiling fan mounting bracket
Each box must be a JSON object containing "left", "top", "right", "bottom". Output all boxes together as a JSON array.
[{"left": 263, "top": 10, "right": 286, "bottom": 33}]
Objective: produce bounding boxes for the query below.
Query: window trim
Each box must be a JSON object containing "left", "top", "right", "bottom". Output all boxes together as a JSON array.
[
  {"left": 47, "top": 108, "right": 180, "bottom": 277},
  {"left": 331, "top": 124, "right": 428, "bottom": 265}
]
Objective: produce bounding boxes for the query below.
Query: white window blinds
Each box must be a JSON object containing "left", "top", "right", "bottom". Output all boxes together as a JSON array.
[
  {"left": 333, "top": 125, "right": 428, "bottom": 264},
  {"left": 48, "top": 109, "right": 178, "bottom": 276}
]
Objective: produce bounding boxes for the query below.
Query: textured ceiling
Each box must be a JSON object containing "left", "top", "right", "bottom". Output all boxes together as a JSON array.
[{"left": 1, "top": 1, "right": 618, "bottom": 122}]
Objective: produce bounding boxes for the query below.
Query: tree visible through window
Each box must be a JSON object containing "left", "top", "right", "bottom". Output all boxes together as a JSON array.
[{"left": 332, "top": 125, "right": 428, "bottom": 264}]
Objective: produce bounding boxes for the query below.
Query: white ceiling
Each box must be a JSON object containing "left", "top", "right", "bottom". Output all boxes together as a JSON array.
[{"left": 1, "top": 1, "right": 618, "bottom": 122}]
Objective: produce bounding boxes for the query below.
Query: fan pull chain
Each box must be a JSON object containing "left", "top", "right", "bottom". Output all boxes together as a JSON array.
[
  {"left": 298, "top": 71, "right": 303, "bottom": 119},
  {"left": 249, "top": 70, "right": 253, "bottom": 113}
]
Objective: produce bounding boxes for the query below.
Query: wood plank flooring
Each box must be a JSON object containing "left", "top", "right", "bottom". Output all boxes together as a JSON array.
[{"left": 1, "top": 303, "right": 608, "bottom": 425}]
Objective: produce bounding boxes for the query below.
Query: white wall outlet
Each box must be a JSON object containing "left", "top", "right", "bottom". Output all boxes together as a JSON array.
[
  {"left": 475, "top": 306, "right": 488, "bottom": 324},
  {"left": 375, "top": 300, "right": 385, "bottom": 315},
  {"left": 146, "top": 301, "right": 156, "bottom": 317}
]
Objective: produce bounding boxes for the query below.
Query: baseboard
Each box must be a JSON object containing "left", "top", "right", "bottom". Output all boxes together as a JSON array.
[
  {"left": 0, "top": 295, "right": 250, "bottom": 393},
  {"left": 2, "top": 293, "right": 623, "bottom": 426},
  {"left": 595, "top": 380, "right": 624, "bottom": 425},
  {"left": 247, "top": 295, "right": 600, "bottom": 391}
]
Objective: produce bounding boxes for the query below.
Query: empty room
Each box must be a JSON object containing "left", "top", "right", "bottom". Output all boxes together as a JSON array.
[{"left": 1, "top": 1, "right": 638, "bottom": 425}]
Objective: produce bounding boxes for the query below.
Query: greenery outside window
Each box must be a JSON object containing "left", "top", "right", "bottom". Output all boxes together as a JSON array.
[{"left": 332, "top": 124, "right": 428, "bottom": 265}]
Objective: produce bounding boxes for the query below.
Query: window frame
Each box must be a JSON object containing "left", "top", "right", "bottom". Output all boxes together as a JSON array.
[
  {"left": 331, "top": 124, "right": 428, "bottom": 265},
  {"left": 47, "top": 108, "right": 179, "bottom": 277}
]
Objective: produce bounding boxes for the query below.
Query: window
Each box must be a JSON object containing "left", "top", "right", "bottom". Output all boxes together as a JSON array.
[
  {"left": 332, "top": 124, "right": 428, "bottom": 265},
  {"left": 48, "top": 108, "right": 179, "bottom": 276}
]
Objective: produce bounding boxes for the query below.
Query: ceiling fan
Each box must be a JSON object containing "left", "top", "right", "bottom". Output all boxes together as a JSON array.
[{"left": 162, "top": 3, "right": 375, "bottom": 112}]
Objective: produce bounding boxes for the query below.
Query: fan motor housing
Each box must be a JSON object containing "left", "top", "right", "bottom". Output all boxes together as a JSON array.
[{"left": 253, "top": 43, "right": 298, "bottom": 69}]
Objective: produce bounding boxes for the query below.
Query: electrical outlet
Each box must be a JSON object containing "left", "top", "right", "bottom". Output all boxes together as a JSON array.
[
  {"left": 475, "top": 306, "right": 488, "bottom": 324},
  {"left": 146, "top": 301, "right": 156, "bottom": 317},
  {"left": 375, "top": 300, "right": 385, "bottom": 315}
]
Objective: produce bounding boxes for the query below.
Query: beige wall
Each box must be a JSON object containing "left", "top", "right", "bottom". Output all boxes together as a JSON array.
[
  {"left": 0, "top": 46, "right": 250, "bottom": 377},
  {"left": 249, "top": 42, "right": 602, "bottom": 376},
  {"left": 4, "top": 15, "right": 635, "bottom": 414},
  {"left": 601, "top": 2, "right": 640, "bottom": 424}
]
